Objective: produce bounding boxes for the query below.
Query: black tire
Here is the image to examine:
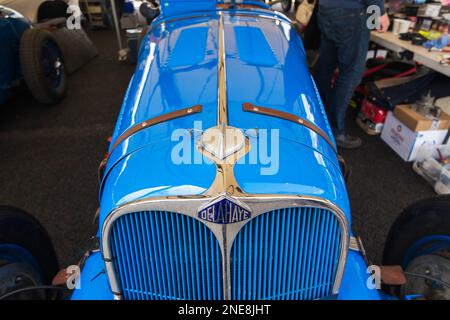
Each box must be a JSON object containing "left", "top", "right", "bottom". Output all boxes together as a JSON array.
[
  {"left": 37, "top": 0, "right": 69, "bottom": 22},
  {"left": 383, "top": 195, "right": 450, "bottom": 267},
  {"left": 20, "top": 28, "right": 67, "bottom": 104},
  {"left": 281, "top": 0, "right": 292, "bottom": 13},
  {"left": 139, "top": 2, "right": 160, "bottom": 25},
  {"left": 0, "top": 206, "right": 59, "bottom": 284}
]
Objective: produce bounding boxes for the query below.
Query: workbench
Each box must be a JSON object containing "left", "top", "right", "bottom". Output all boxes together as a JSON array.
[{"left": 370, "top": 31, "right": 450, "bottom": 77}]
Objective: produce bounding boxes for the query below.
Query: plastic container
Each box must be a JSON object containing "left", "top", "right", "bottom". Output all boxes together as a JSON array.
[
  {"left": 393, "top": 19, "right": 411, "bottom": 35},
  {"left": 413, "top": 144, "right": 450, "bottom": 194}
]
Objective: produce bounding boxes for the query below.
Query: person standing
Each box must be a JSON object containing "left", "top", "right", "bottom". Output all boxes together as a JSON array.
[{"left": 314, "top": 0, "right": 390, "bottom": 149}]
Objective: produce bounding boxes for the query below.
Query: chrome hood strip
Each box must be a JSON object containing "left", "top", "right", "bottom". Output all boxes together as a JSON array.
[{"left": 217, "top": 11, "right": 228, "bottom": 127}]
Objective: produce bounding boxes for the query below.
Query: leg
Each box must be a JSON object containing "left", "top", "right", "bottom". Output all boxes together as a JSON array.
[
  {"left": 314, "top": 36, "right": 338, "bottom": 129},
  {"left": 314, "top": 9, "right": 338, "bottom": 130},
  {"left": 330, "top": 13, "right": 371, "bottom": 136}
]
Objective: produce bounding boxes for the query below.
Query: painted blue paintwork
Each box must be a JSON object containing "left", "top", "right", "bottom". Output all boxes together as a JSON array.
[
  {"left": 74, "top": 2, "right": 380, "bottom": 300},
  {"left": 71, "top": 252, "right": 114, "bottom": 300},
  {"left": 98, "top": 9, "right": 344, "bottom": 225},
  {"left": 0, "top": 6, "right": 31, "bottom": 104},
  {"left": 160, "top": 0, "right": 216, "bottom": 17},
  {"left": 338, "top": 250, "right": 381, "bottom": 300}
]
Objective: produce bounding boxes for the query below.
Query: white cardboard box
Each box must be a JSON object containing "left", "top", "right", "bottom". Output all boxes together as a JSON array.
[{"left": 381, "top": 111, "right": 449, "bottom": 162}]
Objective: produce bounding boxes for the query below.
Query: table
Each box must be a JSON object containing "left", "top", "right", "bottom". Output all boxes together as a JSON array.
[{"left": 370, "top": 31, "right": 450, "bottom": 77}]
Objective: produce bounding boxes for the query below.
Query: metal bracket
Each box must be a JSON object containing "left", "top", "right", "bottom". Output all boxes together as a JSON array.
[{"left": 349, "top": 236, "right": 370, "bottom": 266}]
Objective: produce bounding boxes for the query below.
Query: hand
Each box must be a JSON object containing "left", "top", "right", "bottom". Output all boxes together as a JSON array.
[{"left": 378, "top": 13, "right": 390, "bottom": 33}]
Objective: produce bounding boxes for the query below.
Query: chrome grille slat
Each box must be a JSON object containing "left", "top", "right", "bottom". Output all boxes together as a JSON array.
[
  {"left": 230, "top": 207, "right": 341, "bottom": 300},
  {"left": 110, "top": 211, "right": 223, "bottom": 300}
]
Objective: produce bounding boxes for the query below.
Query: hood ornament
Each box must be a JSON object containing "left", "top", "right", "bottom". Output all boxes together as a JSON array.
[{"left": 200, "top": 124, "right": 246, "bottom": 161}]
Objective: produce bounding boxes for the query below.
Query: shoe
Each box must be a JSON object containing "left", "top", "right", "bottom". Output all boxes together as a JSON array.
[{"left": 335, "top": 134, "right": 362, "bottom": 149}]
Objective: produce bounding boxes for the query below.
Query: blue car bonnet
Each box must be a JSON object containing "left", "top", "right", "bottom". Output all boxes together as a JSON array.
[{"left": 98, "top": 7, "right": 349, "bottom": 228}]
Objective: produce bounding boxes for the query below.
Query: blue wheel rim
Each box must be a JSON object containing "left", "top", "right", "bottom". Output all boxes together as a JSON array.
[
  {"left": 0, "top": 244, "right": 42, "bottom": 274},
  {"left": 402, "top": 235, "right": 450, "bottom": 269}
]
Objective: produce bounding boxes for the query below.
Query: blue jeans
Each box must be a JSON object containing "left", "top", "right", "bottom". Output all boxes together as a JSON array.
[{"left": 314, "top": 6, "right": 370, "bottom": 136}]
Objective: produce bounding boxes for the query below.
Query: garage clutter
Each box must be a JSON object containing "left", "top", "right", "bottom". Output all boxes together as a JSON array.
[
  {"left": 354, "top": 62, "right": 450, "bottom": 192},
  {"left": 394, "top": 1, "right": 449, "bottom": 52},
  {"left": 413, "top": 144, "right": 450, "bottom": 194},
  {"left": 356, "top": 70, "right": 450, "bottom": 193},
  {"left": 380, "top": 105, "right": 449, "bottom": 162},
  {"left": 351, "top": 1, "right": 450, "bottom": 194}
]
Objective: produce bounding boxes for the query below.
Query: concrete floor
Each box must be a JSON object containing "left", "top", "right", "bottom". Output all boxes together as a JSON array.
[{"left": 0, "top": 28, "right": 435, "bottom": 269}]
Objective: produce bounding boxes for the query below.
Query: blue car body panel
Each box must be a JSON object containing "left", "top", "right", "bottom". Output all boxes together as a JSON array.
[
  {"left": 71, "top": 252, "right": 115, "bottom": 300},
  {"left": 0, "top": 6, "right": 31, "bottom": 104},
  {"left": 74, "top": 1, "right": 380, "bottom": 300},
  {"left": 99, "top": 10, "right": 343, "bottom": 224},
  {"left": 338, "top": 251, "right": 382, "bottom": 300}
]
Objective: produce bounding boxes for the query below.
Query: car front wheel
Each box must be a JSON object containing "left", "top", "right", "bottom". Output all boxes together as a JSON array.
[
  {"left": 383, "top": 196, "right": 450, "bottom": 300},
  {"left": 20, "top": 28, "right": 67, "bottom": 104},
  {"left": 0, "top": 206, "right": 59, "bottom": 300}
]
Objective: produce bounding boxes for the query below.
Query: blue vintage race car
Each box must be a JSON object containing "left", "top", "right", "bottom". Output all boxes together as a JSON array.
[
  {"left": 0, "top": 4, "right": 66, "bottom": 105},
  {"left": 77, "top": 0, "right": 376, "bottom": 300},
  {"left": 0, "top": 0, "right": 449, "bottom": 300}
]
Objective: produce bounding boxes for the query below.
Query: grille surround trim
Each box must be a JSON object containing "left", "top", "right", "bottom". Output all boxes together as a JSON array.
[{"left": 101, "top": 194, "right": 349, "bottom": 300}]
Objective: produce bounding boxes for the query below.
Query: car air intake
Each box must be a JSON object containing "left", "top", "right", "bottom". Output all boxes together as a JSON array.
[
  {"left": 110, "top": 211, "right": 223, "bottom": 300},
  {"left": 231, "top": 207, "right": 342, "bottom": 300}
]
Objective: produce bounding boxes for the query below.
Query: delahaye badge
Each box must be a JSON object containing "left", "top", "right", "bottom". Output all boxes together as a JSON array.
[{"left": 197, "top": 195, "right": 251, "bottom": 224}]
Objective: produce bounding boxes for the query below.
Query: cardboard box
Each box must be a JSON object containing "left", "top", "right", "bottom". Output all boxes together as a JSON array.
[
  {"left": 381, "top": 112, "right": 449, "bottom": 161},
  {"left": 394, "top": 104, "right": 450, "bottom": 132}
]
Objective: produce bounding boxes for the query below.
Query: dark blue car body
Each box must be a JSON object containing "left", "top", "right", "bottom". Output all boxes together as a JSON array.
[{"left": 0, "top": 6, "right": 31, "bottom": 104}]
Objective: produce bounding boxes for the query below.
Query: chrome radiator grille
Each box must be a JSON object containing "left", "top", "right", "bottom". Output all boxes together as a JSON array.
[
  {"left": 231, "top": 207, "right": 341, "bottom": 300},
  {"left": 110, "top": 211, "right": 223, "bottom": 300},
  {"left": 107, "top": 205, "right": 343, "bottom": 300}
]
